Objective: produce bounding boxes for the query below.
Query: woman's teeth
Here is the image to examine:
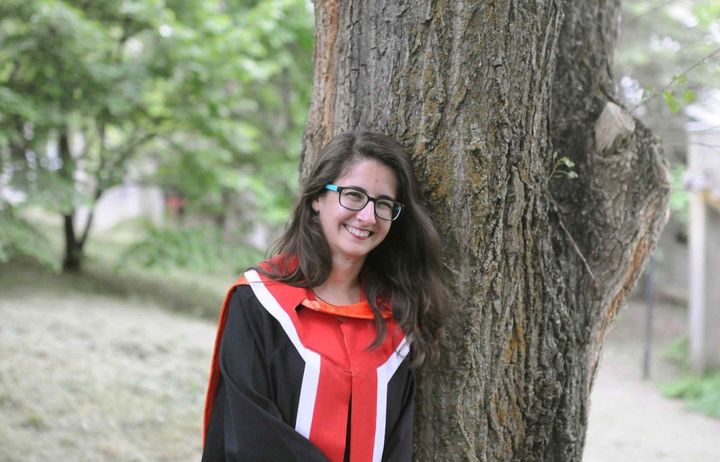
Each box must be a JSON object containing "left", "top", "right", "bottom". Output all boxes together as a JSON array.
[{"left": 345, "top": 225, "right": 370, "bottom": 238}]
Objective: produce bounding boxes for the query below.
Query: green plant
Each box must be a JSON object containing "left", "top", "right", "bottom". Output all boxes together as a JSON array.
[
  {"left": 118, "top": 223, "right": 262, "bottom": 273},
  {"left": 663, "top": 334, "right": 690, "bottom": 365},
  {"left": 661, "top": 371, "right": 720, "bottom": 419},
  {"left": 661, "top": 335, "right": 720, "bottom": 419},
  {"left": 668, "top": 165, "right": 690, "bottom": 224},
  {"left": 0, "top": 206, "right": 58, "bottom": 270},
  {"left": 549, "top": 152, "right": 578, "bottom": 180}
]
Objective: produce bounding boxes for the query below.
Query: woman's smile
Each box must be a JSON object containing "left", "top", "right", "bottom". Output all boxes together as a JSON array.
[
  {"left": 343, "top": 224, "right": 372, "bottom": 239},
  {"left": 315, "top": 158, "right": 397, "bottom": 263}
]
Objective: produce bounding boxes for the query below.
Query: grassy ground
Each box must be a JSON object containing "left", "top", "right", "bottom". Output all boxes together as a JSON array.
[
  {"left": 0, "top": 258, "right": 220, "bottom": 462},
  {"left": 0, "top": 212, "right": 254, "bottom": 461},
  {"left": 5, "top": 209, "right": 253, "bottom": 318}
]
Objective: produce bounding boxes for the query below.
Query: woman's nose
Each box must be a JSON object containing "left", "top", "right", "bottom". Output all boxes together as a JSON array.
[{"left": 356, "top": 201, "right": 377, "bottom": 224}]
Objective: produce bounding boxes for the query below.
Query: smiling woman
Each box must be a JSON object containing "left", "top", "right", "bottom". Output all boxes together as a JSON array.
[
  {"left": 314, "top": 159, "right": 397, "bottom": 273},
  {"left": 201, "top": 131, "right": 449, "bottom": 462}
]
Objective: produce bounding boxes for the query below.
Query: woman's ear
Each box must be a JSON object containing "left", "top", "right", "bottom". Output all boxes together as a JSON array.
[{"left": 312, "top": 199, "right": 319, "bottom": 213}]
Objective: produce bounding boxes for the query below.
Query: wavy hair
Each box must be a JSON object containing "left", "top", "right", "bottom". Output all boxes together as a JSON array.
[{"left": 262, "top": 131, "right": 448, "bottom": 366}]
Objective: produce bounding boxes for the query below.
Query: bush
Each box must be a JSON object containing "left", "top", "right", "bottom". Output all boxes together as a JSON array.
[
  {"left": 119, "top": 223, "right": 263, "bottom": 273},
  {"left": 0, "top": 206, "right": 57, "bottom": 269},
  {"left": 663, "top": 335, "right": 689, "bottom": 365},
  {"left": 661, "top": 335, "right": 720, "bottom": 419},
  {"left": 661, "top": 371, "right": 720, "bottom": 419}
]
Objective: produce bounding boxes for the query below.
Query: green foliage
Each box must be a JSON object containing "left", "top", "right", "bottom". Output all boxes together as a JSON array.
[
  {"left": 0, "top": 0, "right": 314, "bottom": 268},
  {"left": 683, "top": 89, "right": 697, "bottom": 104},
  {"left": 668, "top": 165, "right": 690, "bottom": 223},
  {"left": 549, "top": 152, "right": 578, "bottom": 180},
  {"left": 1, "top": 0, "right": 184, "bottom": 265},
  {"left": 663, "top": 335, "right": 689, "bottom": 365},
  {"left": 618, "top": 1, "right": 720, "bottom": 114},
  {"left": 0, "top": 206, "right": 57, "bottom": 269},
  {"left": 118, "top": 222, "right": 263, "bottom": 273},
  {"left": 662, "top": 90, "right": 682, "bottom": 114},
  {"left": 661, "top": 371, "right": 720, "bottom": 419},
  {"left": 144, "top": 0, "right": 313, "bottom": 223},
  {"left": 22, "top": 168, "right": 93, "bottom": 214},
  {"left": 661, "top": 335, "right": 720, "bottom": 419}
]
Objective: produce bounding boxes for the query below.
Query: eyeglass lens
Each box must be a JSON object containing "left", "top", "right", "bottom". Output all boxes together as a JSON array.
[{"left": 339, "top": 188, "right": 399, "bottom": 220}]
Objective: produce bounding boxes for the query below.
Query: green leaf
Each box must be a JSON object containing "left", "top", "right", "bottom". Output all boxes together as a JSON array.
[
  {"left": 663, "top": 91, "right": 682, "bottom": 113},
  {"left": 683, "top": 89, "right": 697, "bottom": 103},
  {"left": 559, "top": 157, "right": 575, "bottom": 168}
]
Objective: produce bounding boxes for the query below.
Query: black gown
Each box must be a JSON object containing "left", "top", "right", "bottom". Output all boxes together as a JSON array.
[{"left": 202, "top": 269, "right": 415, "bottom": 462}]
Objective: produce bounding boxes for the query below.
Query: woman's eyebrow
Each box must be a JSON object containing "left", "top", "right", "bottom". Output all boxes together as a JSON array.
[{"left": 340, "top": 185, "right": 396, "bottom": 201}]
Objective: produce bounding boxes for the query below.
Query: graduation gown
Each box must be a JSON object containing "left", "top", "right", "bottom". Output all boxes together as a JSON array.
[{"left": 202, "top": 268, "right": 415, "bottom": 462}]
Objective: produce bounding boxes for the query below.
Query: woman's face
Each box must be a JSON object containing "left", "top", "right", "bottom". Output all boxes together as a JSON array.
[{"left": 315, "top": 158, "right": 398, "bottom": 265}]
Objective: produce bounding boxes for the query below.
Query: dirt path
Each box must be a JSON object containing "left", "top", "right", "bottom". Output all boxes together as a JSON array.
[
  {"left": 583, "top": 302, "right": 720, "bottom": 461},
  {"left": 1, "top": 284, "right": 719, "bottom": 461}
]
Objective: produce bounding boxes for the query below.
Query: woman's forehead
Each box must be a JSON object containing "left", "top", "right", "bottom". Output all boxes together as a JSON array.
[{"left": 335, "top": 159, "right": 398, "bottom": 194}]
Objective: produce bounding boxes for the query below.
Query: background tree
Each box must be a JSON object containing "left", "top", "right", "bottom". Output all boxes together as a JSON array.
[
  {"left": 615, "top": 0, "right": 720, "bottom": 223},
  {"left": 301, "top": 1, "right": 669, "bottom": 460},
  {"left": 1, "top": 0, "right": 166, "bottom": 271},
  {"left": 616, "top": 0, "right": 720, "bottom": 129},
  {"left": 0, "top": 0, "right": 313, "bottom": 272}
]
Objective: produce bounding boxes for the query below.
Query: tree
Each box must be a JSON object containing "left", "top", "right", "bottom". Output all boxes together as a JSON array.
[
  {"left": 301, "top": 1, "right": 669, "bottom": 460},
  {"left": 149, "top": 0, "right": 314, "bottom": 231},
  {"left": 0, "top": 0, "right": 314, "bottom": 271},
  {"left": 616, "top": 0, "right": 720, "bottom": 128},
  {"left": 1, "top": 0, "right": 175, "bottom": 271}
]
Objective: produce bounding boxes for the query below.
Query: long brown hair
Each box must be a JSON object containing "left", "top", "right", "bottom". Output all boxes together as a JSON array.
[{"left": 262, "top": 131, "right": 448, "bottom": 366}]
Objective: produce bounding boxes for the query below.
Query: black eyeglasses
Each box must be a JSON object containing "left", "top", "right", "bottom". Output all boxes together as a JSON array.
[{"left": 324, "top": 184, "right": 404, "bottom": 221}]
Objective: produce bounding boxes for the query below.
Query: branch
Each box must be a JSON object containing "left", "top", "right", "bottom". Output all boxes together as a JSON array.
[
  {"left": 78, "top": 130, "right": 155, "bottom": 249},
  {"left": 100, "top": 131, "right": 156, "bottom": 189},
  {"left": 664, "top": 140, "right": 720, "bottom": 150},
  {"left": 630, "top": 46, "right": 720, "bottom": 113},
  {"left": 691, "top": 124, "right": 720, "bottom": 132},
  {"left": 78, "top": 190, "right": 103, "bottom": 249}
]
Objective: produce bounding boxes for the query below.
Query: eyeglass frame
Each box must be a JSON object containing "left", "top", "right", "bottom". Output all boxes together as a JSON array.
[{"left": 323, "top": 184, "right": 404, "bottom": 221}]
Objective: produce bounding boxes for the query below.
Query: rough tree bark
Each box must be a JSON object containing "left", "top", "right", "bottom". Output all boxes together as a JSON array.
[{"left": 301, "top": 1, "right": 669, "bottom": 460}]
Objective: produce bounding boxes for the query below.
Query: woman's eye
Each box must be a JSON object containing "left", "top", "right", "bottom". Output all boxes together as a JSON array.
[
  {"left": 344, "top": 191, "right": 365, "bottom": 200},
  {"left": 376, "top": 200, "right": 393, "bottom": 211}
]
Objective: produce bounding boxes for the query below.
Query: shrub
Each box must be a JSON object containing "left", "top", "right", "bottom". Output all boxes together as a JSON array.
[
  {"left": 119, "top": 223, "right": 262, "bottom": 273},
  {"left": 661, "top": 335, "right": 720, "bottom": 419},
  {"left": 0, "top": 206, "right": 57, "bottom": 269}
]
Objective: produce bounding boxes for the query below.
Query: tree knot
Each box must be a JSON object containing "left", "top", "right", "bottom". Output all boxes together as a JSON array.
[{"left": 593, "top": 102, "right": 635, "bottom": 155}]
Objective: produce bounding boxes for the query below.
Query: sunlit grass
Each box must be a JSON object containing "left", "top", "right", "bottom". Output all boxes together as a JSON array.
[
  {"left": 12, "top": 208, "right": 260, "bottom": 318},
  {"left": 661, "top": 335, "right": 720, "bottom": 419}
]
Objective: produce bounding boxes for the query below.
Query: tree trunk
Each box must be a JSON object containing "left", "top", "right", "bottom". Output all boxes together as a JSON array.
[
  {"left": 58, "top": 129, "right": 84, "bottom": 273},
  {"left": 62, "top": 211, "right": 82, "bottom": 272},
  {"left": 301, "top": 1, "right": 669, "bottom": 460}
]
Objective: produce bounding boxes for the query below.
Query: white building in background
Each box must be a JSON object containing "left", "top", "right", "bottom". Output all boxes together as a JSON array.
[
  {"left": 685, "top": 121, "right": 720, "bottom": 373},
  {"left": 76, "top": 183, "right": 165, "bottom": 232}
]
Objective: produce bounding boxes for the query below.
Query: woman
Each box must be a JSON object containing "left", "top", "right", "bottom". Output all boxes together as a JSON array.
[{"left": 202, "top": 131, "right": 448, "bottom": 461}]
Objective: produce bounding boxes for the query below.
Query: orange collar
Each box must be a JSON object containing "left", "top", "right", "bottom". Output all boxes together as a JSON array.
[
  {"left": 241, "top": 258, "right": 394, "bottom": 320},
  {"left": 301, "top": 291, "right": 393, "bottom": 320}
]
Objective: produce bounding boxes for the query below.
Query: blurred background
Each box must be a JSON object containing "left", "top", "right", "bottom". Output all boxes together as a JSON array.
[{"left": 0, "top": 0, "right": 718, "bottom": 461}]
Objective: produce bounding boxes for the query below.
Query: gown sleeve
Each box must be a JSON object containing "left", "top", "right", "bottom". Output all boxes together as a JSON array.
[
  {"left": 201, "top": 287, "right": 330, "bottom": 462},
  {"left": 380, "top": 364, "right": 416, "bottom": 462}
]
